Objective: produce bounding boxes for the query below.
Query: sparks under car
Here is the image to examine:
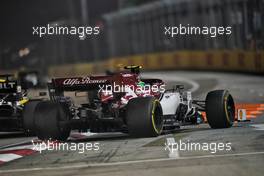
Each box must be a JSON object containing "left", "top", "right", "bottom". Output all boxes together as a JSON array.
[{"left": 24, "top": 66, "right": 235, "bottom": 140}]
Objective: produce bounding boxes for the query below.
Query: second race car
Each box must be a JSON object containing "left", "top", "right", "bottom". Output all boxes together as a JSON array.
[{"left": 0, "top": 74, "right": 40, "bottom": 132}]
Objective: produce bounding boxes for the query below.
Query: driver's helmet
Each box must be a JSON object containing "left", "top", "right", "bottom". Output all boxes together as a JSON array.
[
  {"left": 124, "top": 65, "right": 142, "bottom": 74},
  {"left": 137, "top": 81, "right": 145, "bottom": 88}
]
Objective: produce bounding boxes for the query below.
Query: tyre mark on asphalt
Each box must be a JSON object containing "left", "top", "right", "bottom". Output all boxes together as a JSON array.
[{"left": 102, "top": 145, "right": 121, "bottom": 163}]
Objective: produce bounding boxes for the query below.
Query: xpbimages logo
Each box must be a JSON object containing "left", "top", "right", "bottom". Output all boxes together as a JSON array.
[
  {"left": 164, "top": 24, "right": 232, "bottom": 38},
  {"left": 32, "top": 24, "right": 100, "bottom": 39},
  {"left": 165, "top": 139, "right": 232, "bottom": 154},
  {"left": 32, "top": 140, "right": 100, "bottom": 154},
  {"left": 98, "top": 82, "right": 166, "bottom": 94}
]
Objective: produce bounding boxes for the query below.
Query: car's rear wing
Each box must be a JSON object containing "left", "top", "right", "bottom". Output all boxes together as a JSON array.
[
  {"left": 0, "top": 74, "right": 15, "bottom": 80},
  {"left": 49, "top": 76, "right": 112, "bottom": 92},
  {"left": 0, "top": 80, "right": 17, "bottom": 93}
]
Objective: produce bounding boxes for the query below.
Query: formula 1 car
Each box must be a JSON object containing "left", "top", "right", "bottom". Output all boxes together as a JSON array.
[
  {"left": 25, "top": 66, "right": 235, "bottom": 140},
  {"left": 0, "top": 74, "right": 39, "bottom": 132}
]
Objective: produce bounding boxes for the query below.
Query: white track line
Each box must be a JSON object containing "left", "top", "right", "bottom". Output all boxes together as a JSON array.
[
  {"left": 142, "top": 73, "right": 200, "bottom": 92},
  {"left": 166, "top": 137, "right": 179, "bottom": 158},
  {"left": 0, "top": 154, "right": 22, "bottom": 162},
  {"left": 1, "top": 151, "right": 264, "bottom": 173},
  {"left": 163, "top": 77, "right": 200, "bottom": 92},
  {"left": 251, "top": 124, "right": 264, "bottom": 131}
]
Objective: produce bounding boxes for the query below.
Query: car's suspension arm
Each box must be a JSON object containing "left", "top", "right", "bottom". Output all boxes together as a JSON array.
[{"left": 192, "top": 100, "right": 206, "bottom": 111}]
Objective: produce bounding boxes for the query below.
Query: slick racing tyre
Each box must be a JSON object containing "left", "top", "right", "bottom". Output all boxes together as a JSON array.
[
  {"left": 206, "top": 90, "right": 235, "bottom": 128},
  {"left": 23, "top": 100, "right": 41, "bottom": 134},
  {"left": 126, "top": 97, "right": 164, "bottom": 137},
  {"left": 34, "top": 101, "right": 71, "bottom": 141}
]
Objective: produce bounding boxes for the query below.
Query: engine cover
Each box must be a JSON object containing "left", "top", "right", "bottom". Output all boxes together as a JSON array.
[{"left": 160, "top": 92, "right": 181, "bottom": 115}]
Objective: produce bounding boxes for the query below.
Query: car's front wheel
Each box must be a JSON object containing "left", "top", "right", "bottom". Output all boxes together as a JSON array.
[{"left": 205, "top": 90, "right": 235, "bottom": 128}]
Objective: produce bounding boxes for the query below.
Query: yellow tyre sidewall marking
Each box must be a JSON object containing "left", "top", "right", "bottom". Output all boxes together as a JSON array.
[{"left": 151, "top": 99, "right": 162, "bottom": 134}]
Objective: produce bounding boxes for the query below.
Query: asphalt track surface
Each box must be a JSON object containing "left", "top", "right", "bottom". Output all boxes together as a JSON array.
[{"left": 0, "top": 71, "right": 264, "bottom": 176}]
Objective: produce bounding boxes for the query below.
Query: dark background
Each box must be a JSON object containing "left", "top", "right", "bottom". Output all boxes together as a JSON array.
[{"left": 0, "top": 0, "right": 263, "bottom": 73}]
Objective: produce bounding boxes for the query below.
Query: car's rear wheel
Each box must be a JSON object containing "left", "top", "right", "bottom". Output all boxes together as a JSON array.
[
  {"left": 34, "top": 101, "right": 71, "bottom": 141},
  {"left": 126, "top": 97, "right": 163, "bottom": 137},
  {"left": 23, "top": 100, "right": 41, "bottom": 134},
  {"left": 206, "top": 90, "right": 235, "bottom": 128}
]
